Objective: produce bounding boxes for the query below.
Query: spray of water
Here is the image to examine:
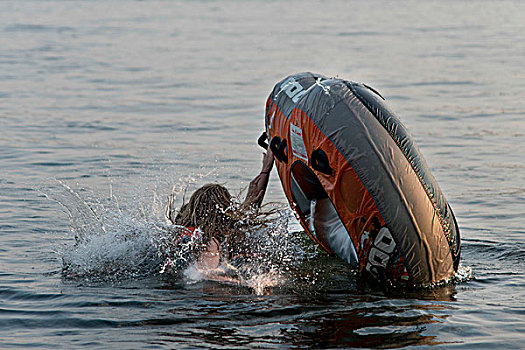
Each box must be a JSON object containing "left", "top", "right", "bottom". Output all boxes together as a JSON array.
[
  {"left": 454, "top": 264, "right": 474, "bottom": 283},
  {"left": 44, "top": 177, "right": 315, "bottom": 294}
]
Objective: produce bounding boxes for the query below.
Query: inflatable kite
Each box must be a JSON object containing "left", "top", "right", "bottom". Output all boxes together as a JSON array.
[{"left": 260, "top": 72, "right": 461, "bottom": 285}]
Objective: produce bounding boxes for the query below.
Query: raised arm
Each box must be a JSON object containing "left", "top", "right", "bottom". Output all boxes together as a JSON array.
[{"left": 241, "top": 146, "right": 275, "bottom": 210}]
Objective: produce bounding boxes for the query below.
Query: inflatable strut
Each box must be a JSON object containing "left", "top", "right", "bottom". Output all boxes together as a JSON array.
[{"left": 263, "top": 72, "right": 461, "bottom": 285}]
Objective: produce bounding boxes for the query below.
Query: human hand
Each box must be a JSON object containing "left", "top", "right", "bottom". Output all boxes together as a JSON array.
[
  {"left": 242, "top": 146, "right": 274, "bottom": 209},
  {"left": 244, "top": 174, "right": 266, "bottom": 208},
  {"left": 261, "top": 146, "right": 275, "bottom": 174}
]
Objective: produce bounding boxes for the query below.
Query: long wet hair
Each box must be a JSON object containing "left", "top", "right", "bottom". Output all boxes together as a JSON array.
[
  {"left": 172, "top": 184, "right": 236, "bottom": 241},
  {"left": 166, "top": 182, "right": 279, "bottom": 261},
  {"left": 166, "top": 184, "right": 250, "bottom": 257}
]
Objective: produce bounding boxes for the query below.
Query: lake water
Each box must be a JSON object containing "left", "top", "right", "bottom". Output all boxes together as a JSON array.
[{"left": 1, "top": 0, "right": 524, "bottom": 348}]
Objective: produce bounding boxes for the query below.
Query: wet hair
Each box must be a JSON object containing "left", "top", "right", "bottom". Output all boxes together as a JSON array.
[
  {"left": 170, "top": 184, "right": 235, "bottom": 243},
  {"left": 166, "top": 183, "right": 277, "bottom": 260}
]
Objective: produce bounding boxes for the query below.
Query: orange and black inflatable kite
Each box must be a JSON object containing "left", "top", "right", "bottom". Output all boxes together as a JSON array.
[{"left": 260, "top": 72, "right": 461, "bottom": 285}]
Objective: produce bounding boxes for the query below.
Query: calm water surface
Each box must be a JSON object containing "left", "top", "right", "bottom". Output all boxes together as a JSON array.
[{"left": 1, "top": 1, "right": 524, "bottom": 348}]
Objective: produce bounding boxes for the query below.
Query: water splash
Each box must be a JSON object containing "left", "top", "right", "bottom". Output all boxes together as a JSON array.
[
  {"left": 454, "top": 264, "right": 473, "bottom": 283},
  {"left": 61, "top": 223, "right": 163, "bottom": 281},
  {"left": 167, "top": 209, "right": 312, "bottom": 295},
  {"left": 44, "top": 178, "right": 314, "bottom": 294}
]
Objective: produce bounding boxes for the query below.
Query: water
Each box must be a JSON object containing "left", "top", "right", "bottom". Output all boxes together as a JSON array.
[{"left": 1, "top": 0, "right": 524, "bottom": 348}]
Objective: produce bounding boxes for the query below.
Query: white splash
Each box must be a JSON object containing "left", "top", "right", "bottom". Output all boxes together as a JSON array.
[
  {"left": 45, "top": 178, "right": 310, "bottom": 295},
  {"left": 182, "top": 261, "right": 282, "bottom": 296},
  {"left": 454, "top": 264, "right": 473, "bottom": 282},
  {"left": 243, "top": 268, "right": 282, "bottom": 295}
]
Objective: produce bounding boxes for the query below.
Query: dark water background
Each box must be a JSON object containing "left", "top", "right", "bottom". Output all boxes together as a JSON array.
[{"left": 1, "top": 1, "right": 524, "bottom": 348}]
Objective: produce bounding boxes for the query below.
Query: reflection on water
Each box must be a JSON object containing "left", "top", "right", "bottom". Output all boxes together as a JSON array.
[
  {"left": 278, "top": 264, "right": 458, "bottom": 348},
  {"left": 280, "top": 299, "right": 452, "bottom": 348},
  {"left": 144, "top": 276, "right": 459, "bottom": 349},
  {"left": 150, "top": 249, "right": 460, "bottom": 348}
]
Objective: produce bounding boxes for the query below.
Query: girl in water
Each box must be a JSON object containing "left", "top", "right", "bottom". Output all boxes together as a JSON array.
[{"left": 164, "top": 148, "right": 275, "bottom": 273}]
